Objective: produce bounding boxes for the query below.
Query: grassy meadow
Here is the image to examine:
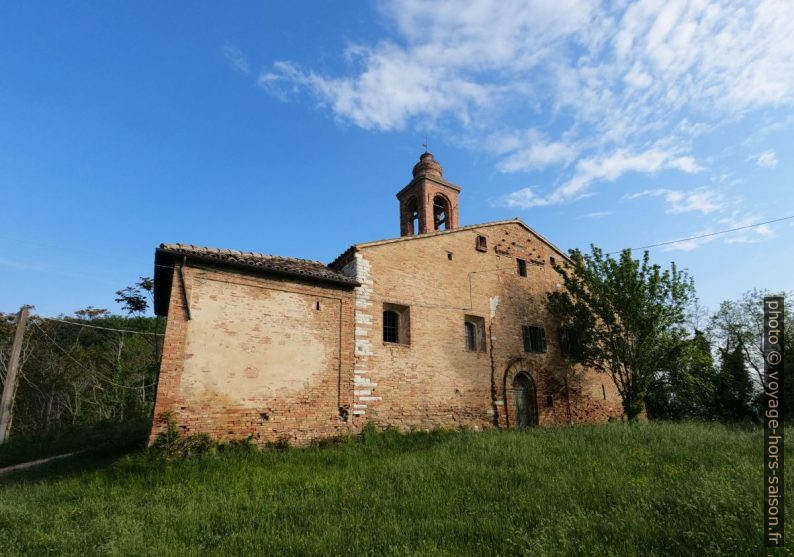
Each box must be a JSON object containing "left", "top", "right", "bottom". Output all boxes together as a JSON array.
[{"left": 0, "top": 422, "right": 790, "bottom": 555}]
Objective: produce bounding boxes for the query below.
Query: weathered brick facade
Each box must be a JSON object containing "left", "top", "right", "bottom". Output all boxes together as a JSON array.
[
  {"left": 150, "top": 265, "right": 357, "bottom": 445},
  {"left": 332, "top": 220, "right": 621, "bottom": 431},
  {"left": 150, "top": 153, "right": 621, "bottom": 446}
]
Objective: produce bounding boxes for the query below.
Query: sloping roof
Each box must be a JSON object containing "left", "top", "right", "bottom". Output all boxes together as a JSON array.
[
  {"left": 330, "top": 218, "right": 572, "bottom": 269},
  {"left": 154, "top": 243, "right": 358, "bottom": 316},
  {"left": 160, "top": 243, "right": 357, "bottom": 284}
]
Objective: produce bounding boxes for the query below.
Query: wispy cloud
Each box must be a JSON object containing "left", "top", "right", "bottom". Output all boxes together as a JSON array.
[
  {"left": 755, "top": 150, "right": 778, "bottom": 168},
  {"left": 495, "top": 130, "right": 578, "bottom": 173},
  {"left": 0, "top": 257, "right": 47, "bottom": 272},
  {"left": 578, "top": 211, "right": 611, "bottom": 219},
  {"left": 662, "top": 212, "right": 777, "bottom": 252},
  {"left": 496, "top": 146, "right": 702, "bottom": 208},
  {"left": 626, "top": 187, "right": 725, "bottom": 215},
  {"left": 256, "top": 0, "right": 794, "bottom": 207},
  {"left": 223, "top": 44, "right": 250, "bottom": 74}
]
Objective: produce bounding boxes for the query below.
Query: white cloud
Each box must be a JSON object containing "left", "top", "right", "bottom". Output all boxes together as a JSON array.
[
  {"left": 259, "top": 0, "right": 794, "bottom": 205},
  {"left": 497, "top": 146, "right": 703, "bottom": 208},
  {"left": 552, "top": 148, "right": 702, "bottom": 203},
  {"left": 720, "top": 213, "right": 776, "bottom": 244},
  {"left": 662, "top": 212, "right": 776, "bottom": 252},
  {"left": 498, "top": 186, "right": 550, "bottom": 209},
  {"left": 755, "top": 150, "right": 778, "bottom": 168},
  {"left": 627, "top": 187, "right": 724, "bottom": 214},
  {"left": 223, "top": 44, "right": 250, "bottom": 74},
  {"left": 662, "top": 231, "right": 719, "bottom": 252},
  {"left": 579, "top": 211, "right": 612, "bottom": 219},
  {"left": 495, "top": 130, "right": 577, "bottom": 172}
]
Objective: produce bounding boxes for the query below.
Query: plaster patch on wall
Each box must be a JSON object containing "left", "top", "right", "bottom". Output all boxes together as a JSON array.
[
  {"left": 489, "top": 295, "right": 500, "bottom": 318},
  {"left": 181, "top": 279, "right": 337, "bottom": 405}
]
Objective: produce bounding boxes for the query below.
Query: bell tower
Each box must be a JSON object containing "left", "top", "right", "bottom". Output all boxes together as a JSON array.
[{"left": 396, "top": 152, "right": 461, "bottom": 236}]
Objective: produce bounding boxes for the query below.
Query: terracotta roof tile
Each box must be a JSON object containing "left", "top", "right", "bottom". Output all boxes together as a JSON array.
[{"left": 158, "top": 243, "right": 358, "bottom": 286}]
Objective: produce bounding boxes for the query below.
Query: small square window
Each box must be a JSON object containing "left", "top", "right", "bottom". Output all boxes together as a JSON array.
[
  {"left": 475, "top": 235, "right": 488, "bottom": 252},
  {"left": 517, "top": 258, "right": 527, "bottom": 277},
  {"left": 447, "top": 252, "right": 453, "bottom": 260},
  {"left": 522, "top": 325, "right": 547, "bottom": 353},
  {"left": 550, "top": 256, "right": 557, "bottom": 266}
]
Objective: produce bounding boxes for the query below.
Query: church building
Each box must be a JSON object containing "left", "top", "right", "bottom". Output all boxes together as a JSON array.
[{"left": 150, "top": 153, "right": 621, "bottom": 445}]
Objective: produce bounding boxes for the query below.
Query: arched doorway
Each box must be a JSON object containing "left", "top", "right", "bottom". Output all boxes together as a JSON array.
[{"left": 511, "top": 372, "right": 537, "bottom": 428}]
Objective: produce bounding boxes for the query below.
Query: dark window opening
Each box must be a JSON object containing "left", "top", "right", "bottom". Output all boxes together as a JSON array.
[
  {"left": 464, "top": 322, "right": 476, "bottom": 351},
  {"left": 406, "top": 197, "right": 419, "bottom": 235},
  {"left": 464, "top": 315, "right": 486, "bottom": 352},
  {"left": 545, "top": 394, "right": 554, "bottom": 407},
  {"left": 559, "top": 327, "right": 579, "bottom": 358},
  {"left": 433, "top": 195, "right": 449, "bottom": 230},
  {"left": 550, "top": 256, "right": 557, "bottom": 266},
  {"left": 476, "top": 235, "right": 488, "bottom": 252},
  {"left": 383, "top": 310, "right": 399, "bottom": 343},
  {"left": 517, "top": 258, "right": 527, "bottom": 277},
  {"left": 383, "top": 304, "right": 410, "bottom": 345},
  {"left": 522, "top": 325, "right": 547, "bottom": 353},
  {"left": 315, "top": 301, "right": 321, "bottom": 311},
  {"left": 447, "top": 252, "right": 453, "bottom": 260}
]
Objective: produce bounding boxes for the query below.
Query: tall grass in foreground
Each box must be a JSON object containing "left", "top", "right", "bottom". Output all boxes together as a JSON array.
[{"left": 0, "top": 422, "right": 790, "bottom": 555}]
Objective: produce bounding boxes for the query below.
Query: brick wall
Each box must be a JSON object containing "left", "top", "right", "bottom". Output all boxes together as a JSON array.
[
  {"left": 346, "top": 221, "right": 622, "bottom": 431},
  {"left": 150, "top": 220, "right": 622, "bottom": 447},
  {"left": 149, "top": 265, "right": 355, "bottom": 446}
]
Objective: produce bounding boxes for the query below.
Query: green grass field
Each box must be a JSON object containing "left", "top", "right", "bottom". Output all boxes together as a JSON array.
[{"left": 0, "top": 422, "right": 790, "bottom": 555}]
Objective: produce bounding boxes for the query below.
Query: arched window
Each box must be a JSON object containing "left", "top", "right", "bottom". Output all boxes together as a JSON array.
[
  {"left": 464, "top": 321, "right": 476, "bottom": 351},
  {"left": 406, "top": 196, "right": 419, "bottom": 235},
  {"left": 433, "top": 195, "right": 449, "bottom": 230},
  {"left": 383, "top": 310, "right": 399, "bottom": 343}
]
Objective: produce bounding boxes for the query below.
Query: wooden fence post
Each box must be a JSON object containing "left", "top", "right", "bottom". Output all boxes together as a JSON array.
[{"left": 0, "top": 306, "right": 30, "bottom": 444}]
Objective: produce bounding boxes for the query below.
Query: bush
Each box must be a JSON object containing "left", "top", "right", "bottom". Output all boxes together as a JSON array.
[
  {"left": 149, "top": 413, "right": 263, "bottom": 460},
  {"left": 149, "top": 413, "right": 218, "bottom": 460}
]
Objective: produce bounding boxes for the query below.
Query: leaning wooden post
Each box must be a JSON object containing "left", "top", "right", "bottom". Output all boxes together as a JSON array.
[{"left": 0, "top": 306, "right": 30, "bottom": 444}]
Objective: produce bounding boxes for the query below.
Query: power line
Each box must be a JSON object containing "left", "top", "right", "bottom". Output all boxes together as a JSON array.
[
  {"left": 41, "top": 317, "right": 164, "bottom": 336},
  {"left": 607, "top": 214, "right": 794, "bottom": 255}
]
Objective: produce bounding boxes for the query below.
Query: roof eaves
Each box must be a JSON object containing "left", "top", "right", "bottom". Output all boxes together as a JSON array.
[
  {"left": 156, "top": 247, "right": 360, "bottom": 288},
  {"left": 347, "top": 219, "right": 573, "bottom": 263}
]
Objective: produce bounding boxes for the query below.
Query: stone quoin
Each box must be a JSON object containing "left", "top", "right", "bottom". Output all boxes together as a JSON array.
[{"left": 149, "top": 153, "right": 622, "bottom": 445}]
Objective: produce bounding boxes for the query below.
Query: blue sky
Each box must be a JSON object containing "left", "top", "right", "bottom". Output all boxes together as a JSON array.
[{"left": 1, "top": 1, "right": 792, "bottom": 317}]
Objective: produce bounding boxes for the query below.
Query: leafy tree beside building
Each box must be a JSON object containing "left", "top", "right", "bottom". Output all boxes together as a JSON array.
[{"left": 546, "top": 247, "right": 695, "bottom": 421}]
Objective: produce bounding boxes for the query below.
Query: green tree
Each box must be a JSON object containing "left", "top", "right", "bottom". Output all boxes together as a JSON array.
[
  {"left": 713, "top": 343, "right": 755, "bottom": 420},
  {"left": 114, "top": 277, "right": 153, "bottom": 316},
  {"left": 546, "top": 247, "right": 695, "bottom": 421},
  {"left": 708, "top": 289, "right": 792, "bottom": 420},
  {"left": 647, "top": 329, "right": 715, "bottom": 420}
]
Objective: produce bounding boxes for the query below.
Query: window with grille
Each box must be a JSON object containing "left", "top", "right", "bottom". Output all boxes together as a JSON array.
[
  {"left": 383, "top": 310, "right": 399, "bottom": 343},
  {"left": 522, "top": 325, "right": 547, "bottom": 353},
  {"left": 383, "top": 304, "right": 410, "bottom": 345}
]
